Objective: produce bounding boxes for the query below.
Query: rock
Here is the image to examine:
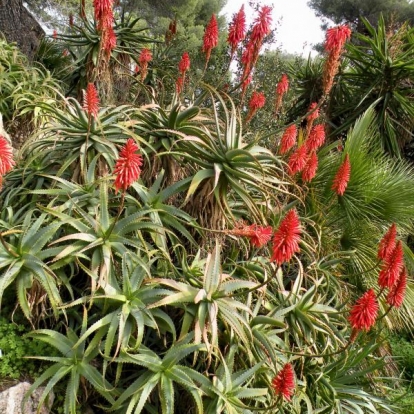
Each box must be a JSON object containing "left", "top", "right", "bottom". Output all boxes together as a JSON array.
[
  {"left": 0, "top": 113, "right": 12, "bottom": 144},
  {"left": 0, "top": 382, "right": 54, "bottom": 414}
]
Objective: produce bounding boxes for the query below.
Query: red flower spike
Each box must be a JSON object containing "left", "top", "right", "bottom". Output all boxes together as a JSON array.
[
  {"left": 249, "top": 91, "right": 266, "bottom": 111},
  {"left": 93, "top": 0, "right": 114, "bottom": 29},
  {"left": 306, "top": 102, "right": 319, "bottom": 122},
  {"left": 302, "top": 151, "right": 318, "bottom": 183},
  {"left": 276, "top": 74, "right": 289, "bottom": 96},
  {"left": 306, "top": 124, "right": 326, "bottom": 151},
  {"left": 251, "top": 5, "right": 272, "bottom": 45},
  {"left": 114, "top": 139, "right": 143, "bottom": 192},
  {"left": 139, "top": 48, "right": 152, "bottom": 81},
  {"left": 349, "top": 289, "right": 378, "bottom": 332},
  {"left": 245, "top": 91, "right": 266, "bottom": 123},
  {"left": 325, "top": 25, "right": 352, "bottom": 53},
  {"left": 378, "top": 240, "right": 404, "bottom": 289},
  {"left": 275, "top": 74, "right": 289, "bottom": 113},
  {"left": 279, "top": 125, "right": 297, "bottom": 155},
  {"left": 272, "top": 363, "right": 295, "bottom": 401},
  {"left": 241, "top": 74, "right": 252, "bottom": 97},
  {"left": 139, "top": 48, "right": 152, "bottom": 64},
  {"left": 176, "top": 76, "right": 184, "bottom": 94},
  {"left": 378, "top": 223, "right": 397, "bottom": 261},
  {"left": 202, "top": 14, "right": 219, "bottom": 63},
  {"left": 229, "top": 224, "right": 273, "bottom": 248},
  {"left": 53, "top": 29, "right": 58, "bottom": 39},
  {"left": 332, "top": 154, "right": 351, "bottom": 196},
  {"left": 69, "top": 13, "right": 74, "bottom": 27},
  {"left": 287, "top": 144, "right": 308, "bottom": 175},
  {"left": 103, "top": 25, "right": 117, "bottom": 54},
  {"left": 178, "top": 52, "right": 190, "bottom": 74},
  {"left": 387, "top": 267, "right": 408, "bottom": 308},
  {"left": 0, "top": 136, "right": 15, "bottom": 175},
  {"left": 271, "top": 209, "right": 301, "bottom": 265},
  {"left": 83, "top": 83, "right": 100, "bottom": 119},
  {"left": 241, "top": 41, "right": 255, "bottom": 67},
  {"left": 227, "top": 5, "right": 246, "bottom": 54}
]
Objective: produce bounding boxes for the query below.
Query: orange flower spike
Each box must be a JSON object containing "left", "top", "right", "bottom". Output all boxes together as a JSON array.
[
  {"left": 332, "top": 154, "right": 351, "bottom": 196},
  {"left": 276, "top": 74, "right": 289, "bottom": 96},
  {"left": 305, "top": 124, "right": 326, "bottom": 151},
  {"left": 0, "top": 135, "right": 15, "bottom": 175},
  {"left": 202, "top": 14, "right": 219, "bottom": 64},
  {"left": 279, "top": 125, "right": 297, "bottom": 155},
  {"left": 325, "top": 25, "right": 352, "bottom": 53},
  {"left": 272, "top": 363, "right": 295, "bottom": 401},
  {"left": 227, "top": 5, "right": 246, "bottom": 55},
  {"left": 275, "top": 74, "right": 289, "bottom": 113},
  {"left": 245, "top": 91, "right": 266, "bottom": 123},
  {"left": 178, "top": 52, "right": 190, "bottom": 74},
  {"left": 302, "top": 151, "right": 318, "bottom": 183},
  {"left": 103, "top": 25, "right": 117, "bottom": 54},
  {"left": 176, "top": 76, "right": 184, "bottom": 94},
  {"left": 93, "top": 0, "right": 114, "bottom": 30},
  {"left": 229, "top": 224, "right": 272, "bottom": 248},
  {"left": 139, "top": 48, "right": 152, "bottom": 81},
  {"left": 287, "top": 144, "right": 308, "bottom": 175},
  {"left": 378, "top": 240, "right": 404, "bottom": 289},
  {"left": 83, "top": 83, "right": 100, "bottom": 119},
  {"left": 271, "top": 209, "right": 301, "bottom": 265},
  {"left": 349, "top": 289, "right": 378, "bottom": 332},
  {"left": 387, "top": 267, "right": 408, "bottom": 308},
  {"left": 114, "top": 139, "right": 143, "bottom": 192},
  {"left": 250, "top": 5, "right": 272, "bottom": 45},
  {"left": 378, "top": 223, "right": 397, "bottom": 261}
]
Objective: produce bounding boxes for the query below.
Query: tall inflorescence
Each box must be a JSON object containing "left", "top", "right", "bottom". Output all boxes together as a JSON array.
[
  {"left": 165, "top": 19, "right": 177, "bottom": 45},
  {"left": 271, "top": 209, "right": 301, "bottom": 265},
  {"left": 83, "top": 83, "right": 100, "bottom": 121},
  {"left": 322, "top": 25, "right": 351, "bottom": 96},
  {"left": 202, "top": 14, "right": 219, "bottom": 66},
  {"left": 138, "top": 48, "right": 152, "bottom": 82},
  {"left": 348, "top": 223, "right": 408, "bottom": 342},
  {"left": 113, "top": 139, "right": 143, "bottom": 192},
  {"left": 272, "top": 363, "right": 295, "bottom": 401},
  {"left": 332, "top": 153, "right": 351, "bottom": 196},
  {"left": 240, "top": 5, "right": 272, "bottom": 97},
  {"left": 93, "top": 0, "right": 117, "bottom": 70},
  {"left": 349, "top": 289, "right": 379, "bottom": 335},
  {"left": 245, "top": 91, "right": 266, "bottom": 123},
  {"left": 227, "top": 223, "right": 273, "bottom": 248},
  {"left": 227, "top": 5, "right": 246, "bottom": 58},
  {"left": 176, "top": 52, "right": 190, "bottom": 94},
  {"left": 274, "top": 74, "right": 289, "bottom": 114},
  {"left": 305, "top": 102, "right": 319, "bottom": 138}
]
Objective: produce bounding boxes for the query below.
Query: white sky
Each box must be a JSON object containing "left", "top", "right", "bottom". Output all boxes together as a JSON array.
[{"left": 222, "top": 0, "right": 325, "bottom": 56}]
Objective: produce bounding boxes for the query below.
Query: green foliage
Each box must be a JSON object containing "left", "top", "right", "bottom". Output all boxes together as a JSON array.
[
  {"left": 390, "top": 335, "right": 414, "bottom": 379},
  {"left": 0, "top": 318, "right": 54, "bottom": 380},
  {"left": 390, "top": 384, "right": 414, "bottom": 414},
  {"left": 336, "top": 16, "right": 414, "bottom": 156},
  {"left": 0, "top": 5, "right": 413, "bottom": 414},
  {"left": 308, "top": 0, "right": 414, "bottom": 28},
  {"left": 0, "top": 39, "right": 60, "bottom": 128}
]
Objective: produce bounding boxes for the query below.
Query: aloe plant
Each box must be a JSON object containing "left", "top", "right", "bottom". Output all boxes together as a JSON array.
[
  {"left": 25, "top": 309, "right": 117, "bottom": 413},
  {"left": 148, "top": 242, "right": 257, "bottom": 353},
  {"left": 201, "top": 345, "right": 268, "bottom": 414},
  {"left": 66, "top": 252, "right": 176, "bottom": 362},
  {"left": 111, "top": 337, "right": 207, "bottom": 414},
  {"left": 0, "top": 211, "right": 69, "bottom": 319}
]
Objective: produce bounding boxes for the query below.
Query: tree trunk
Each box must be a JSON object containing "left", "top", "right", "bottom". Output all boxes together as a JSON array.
[{"left": 0, "top": 0, "right": 44, "bottom": 59}]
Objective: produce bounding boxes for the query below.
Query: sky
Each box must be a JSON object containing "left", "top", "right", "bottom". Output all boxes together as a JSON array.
[{"left": 221, "top": 0, "right": 326, "bottom": 56}]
